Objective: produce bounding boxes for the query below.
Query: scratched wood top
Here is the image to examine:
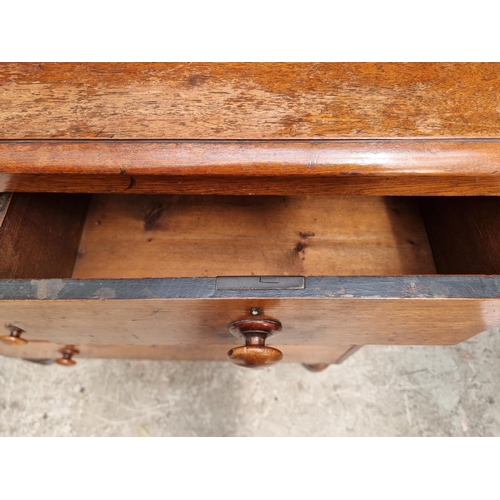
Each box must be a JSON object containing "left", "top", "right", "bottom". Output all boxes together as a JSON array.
[{"left": 1, "top": 63, "right": 500, "bottom": 140}]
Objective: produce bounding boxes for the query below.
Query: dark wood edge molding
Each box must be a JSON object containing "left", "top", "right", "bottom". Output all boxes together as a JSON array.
[
  {"left": 1, "top": 276, "right": 500, "bottom": 300},
  {"left": 3, "top": 173, "right": 500, "bottom": 195},
  {"left": 2, "top": 141, "right": 500, "bottom": 195},
  {"left": 1, "top": 140, "right": 500, "bottom": 177}
]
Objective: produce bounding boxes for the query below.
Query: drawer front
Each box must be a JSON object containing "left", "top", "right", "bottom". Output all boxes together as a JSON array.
[
  {"left": 0, "top": 340, "right": 358, "bottom": 365},
  {"left": 2, "top": 193, "right": 500, "bottom": 363},
  {"left": 1, "top": 277, "right": 500, "bottom": 347}
]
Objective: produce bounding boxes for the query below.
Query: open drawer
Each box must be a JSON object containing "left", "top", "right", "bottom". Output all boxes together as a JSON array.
[{"left": 1, "top": 193, "right": 500, "bottom": 364}]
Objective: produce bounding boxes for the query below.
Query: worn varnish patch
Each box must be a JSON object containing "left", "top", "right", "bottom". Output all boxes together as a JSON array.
[{"left": 1, "top": 63, "right": 500, "bottom": 139}]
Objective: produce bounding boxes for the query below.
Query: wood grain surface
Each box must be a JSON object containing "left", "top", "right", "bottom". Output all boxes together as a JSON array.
[
  {"left": 1, "top": 276, "right": 499, "bottom": 347},
  {"left": 2, "top": 140, "right": 500, "bottom": 176},
  {"left": 0, "top": 296, "right": 498, "bottom": 346},
  {"left": 3, "top": 172, "right": 500, "bottom": 196},
  {"left": 0, "top": 193, "right": 90, "bottom": 279},
  {"left": 0, "top": 193, "right": 12, "bottom": 227},
  {"left": 72, "top": 195, "right": 436, "bottom": 278},
  {"left": 2, "top": 63, "right": 500, "bottom": 358},
  {"left": 420, "top": 197, "right": 500, "bottom": 274},
  {"left": 1, "top": 63, "right": 500, "bottom": 139},
  {"left": 2, "top": 140, "right": 500, "bottom": 195}
]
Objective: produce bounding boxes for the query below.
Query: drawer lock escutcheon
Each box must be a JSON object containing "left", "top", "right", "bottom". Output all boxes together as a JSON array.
[{"left": 216, "top": 276, "right": 304, "bottom": 290}]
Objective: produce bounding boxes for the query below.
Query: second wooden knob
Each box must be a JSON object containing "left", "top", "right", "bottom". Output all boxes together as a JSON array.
[{"left": 227, "top": 319, "right": 283, "bottom": 368}]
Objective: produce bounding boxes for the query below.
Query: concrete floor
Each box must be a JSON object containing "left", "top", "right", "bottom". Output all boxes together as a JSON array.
[{"left": 0, "top": 327, "right": 499, "bottom": 436}]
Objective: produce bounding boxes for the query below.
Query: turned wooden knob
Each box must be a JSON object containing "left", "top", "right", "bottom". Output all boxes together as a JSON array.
[
  {"left": 227, "top": 319, "right": 283, "bottom": 368},
  {"left": 56, "top": 347, "right": 79, "bottom": 366},
  {"left": 0, "top": 325, "right": 28, "bottom": 345}
]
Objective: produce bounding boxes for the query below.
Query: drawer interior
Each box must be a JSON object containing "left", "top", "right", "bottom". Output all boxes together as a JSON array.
[
  {"left": 1, "top": 193, "right": 499, "bottom": 279},
  {"left": 73, "top": 195, "right": 436, "bottom": 278}
]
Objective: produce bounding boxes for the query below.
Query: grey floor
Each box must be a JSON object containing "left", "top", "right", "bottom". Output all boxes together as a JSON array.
[{"left": 1, "top": 327, "right": 499, "bottom": 437}]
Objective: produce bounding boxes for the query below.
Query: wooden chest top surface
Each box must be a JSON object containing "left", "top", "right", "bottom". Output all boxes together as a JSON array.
[{"left": 1, "top": 62, "right": 500, "bottom": 140}]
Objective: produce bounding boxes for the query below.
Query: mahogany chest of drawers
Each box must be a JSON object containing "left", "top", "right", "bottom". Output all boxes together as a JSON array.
[{"left": 1, "top": 63, "right": 500, "bottom": 369}]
